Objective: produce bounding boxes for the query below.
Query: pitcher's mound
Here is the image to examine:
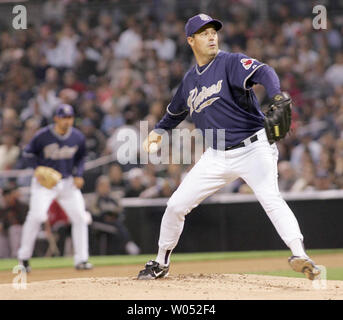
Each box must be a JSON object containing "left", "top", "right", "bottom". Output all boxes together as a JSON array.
[{"left": 1, "top": 273, "right": 342, "bottom": 300}]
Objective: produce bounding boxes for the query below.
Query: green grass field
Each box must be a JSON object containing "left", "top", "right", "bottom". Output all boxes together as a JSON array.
[{"left": 1, "top": 249, "right": 343, "bottom": 280}]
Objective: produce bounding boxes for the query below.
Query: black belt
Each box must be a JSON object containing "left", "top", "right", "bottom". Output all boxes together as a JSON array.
[{"left": 225, "top": 135, "right": 258, "bottom": 150}]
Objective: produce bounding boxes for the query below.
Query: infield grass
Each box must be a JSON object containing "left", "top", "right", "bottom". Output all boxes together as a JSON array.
[{"left": 1, "top": 248, "right": 343, "bottom": 278}]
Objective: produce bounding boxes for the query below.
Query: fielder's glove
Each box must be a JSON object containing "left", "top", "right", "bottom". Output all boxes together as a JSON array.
[
  {"left": 263, "top": 92, "right": 292, "bottom": 144},
  {"left": 34, "top": 166, "right": 62, "bottom": 189}
]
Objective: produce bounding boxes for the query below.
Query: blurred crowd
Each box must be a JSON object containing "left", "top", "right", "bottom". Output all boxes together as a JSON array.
[{"left": 0, "top": 0, "right": 343, "bottom": 257}]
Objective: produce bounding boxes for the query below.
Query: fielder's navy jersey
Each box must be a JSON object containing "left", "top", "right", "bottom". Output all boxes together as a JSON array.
[
  {"left": 23, "top": 124, "right": 86, "bottom": 178},
  {"left": 155, "top": 50, "right": 281, "bottom": 148}
]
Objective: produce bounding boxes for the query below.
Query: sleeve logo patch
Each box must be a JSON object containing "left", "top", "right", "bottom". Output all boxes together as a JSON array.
[{"left": 240, "top": 58, "right": 255, "bottom": 70}]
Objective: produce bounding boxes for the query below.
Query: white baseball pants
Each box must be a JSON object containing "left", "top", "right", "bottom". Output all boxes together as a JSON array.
[
  {"left": 158, "top": 128, "right": 303, "bottom": 255},
  {"left": 18, "top": 177, "right": 89, "bottom": 265}
]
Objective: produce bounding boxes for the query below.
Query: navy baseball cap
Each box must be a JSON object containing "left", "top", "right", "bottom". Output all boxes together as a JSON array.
[
  {"left": 185, "top": 14, "right": 222, "bottom": 37},
  {"left": 55, "top": 104, "right": 74, "bottom": 117}
]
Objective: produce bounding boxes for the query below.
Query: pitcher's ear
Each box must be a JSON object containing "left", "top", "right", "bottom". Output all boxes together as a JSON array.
[{"left": 187, "top": 35, "right": 194, "bottom": 47}]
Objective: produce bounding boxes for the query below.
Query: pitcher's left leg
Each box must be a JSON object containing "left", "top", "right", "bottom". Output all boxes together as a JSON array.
[
  {"left": 241, "top": 142, "right": 304, "bottom": 249},
  {"left": 240, "top": 141, "right": 320, "bottom": 279}
]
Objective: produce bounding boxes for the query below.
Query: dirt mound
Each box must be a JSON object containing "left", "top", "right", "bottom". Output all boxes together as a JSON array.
[
  {"left": 1, "top": 273, "right": 342, "bottom": 300},
  {"left": 1, "top": 253, "right": 343, "bottom": 300}
]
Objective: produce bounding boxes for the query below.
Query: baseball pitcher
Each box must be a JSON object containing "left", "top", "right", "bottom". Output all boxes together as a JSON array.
[
  {"left": 17, "top": 104, "right": 93, "bottom": 271},
  {"left": 138, "top": 14, "right": 320, "bottom": 280}
]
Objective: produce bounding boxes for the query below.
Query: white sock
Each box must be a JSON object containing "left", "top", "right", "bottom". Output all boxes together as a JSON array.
[
  {"left": 289, "top": 239, "right": 308, "bottom": 257},
  {"left": 155, "top": 248, "right": 172, "bottom": 267}
]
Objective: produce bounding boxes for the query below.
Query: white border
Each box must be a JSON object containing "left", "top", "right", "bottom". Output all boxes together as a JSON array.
[
  {"left": 166, "top": 104, "right": 188, "bottom": 116},
  {"left": 243, "top": 63, "right": 266, "bottom": 90}
]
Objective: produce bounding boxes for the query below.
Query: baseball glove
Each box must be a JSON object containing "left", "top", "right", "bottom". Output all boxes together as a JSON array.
[
  {"left": 34, "top": 166, "right": 62, "bottom": 189},
  {"left": 263, "top": 92, "right": 292, "bottom": 144}
]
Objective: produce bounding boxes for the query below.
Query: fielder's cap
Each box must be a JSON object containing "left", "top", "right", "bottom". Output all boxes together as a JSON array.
[
  {"left": 185, "top": 13, "right": 222, "bottom": 37},
  {"left": 55, "top": 104, "right": 74, "bottom": 117}
]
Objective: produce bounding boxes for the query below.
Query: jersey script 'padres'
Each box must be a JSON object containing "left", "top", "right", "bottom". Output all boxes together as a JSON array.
[
  {"left": 156, "top": 50, "right": 281, "bottom": 147},
  {"left": 23, "top": 124, "right": 86, "bottom": 177}
]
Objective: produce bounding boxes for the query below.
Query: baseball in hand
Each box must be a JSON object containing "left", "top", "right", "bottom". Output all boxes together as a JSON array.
[{"left": 149, "top": 142, "right": 159, "bottom": 153}]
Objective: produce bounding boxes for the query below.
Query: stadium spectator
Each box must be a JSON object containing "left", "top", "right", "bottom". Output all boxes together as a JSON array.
[
  {"left": 114, "top": 17, "right": 143, "bottom": 62},
  {"left": 124, "top": 168, "right": 146, "bottom": 197},
  {"left": 62, "top": 70, "right": 87, "bottom": 94},
  {"left": 55, "top": 23, "right": 80, "bottom": 69},
  {"left": 79, "top": 118, "right": 107, "bottom": 161},
  {"left": 144, "top": 99, "right": 165, "bottom": 131},
  {"left": 42, "top": 0, "right": 66, "bottom": 24},
  {"left": 147, "top": 31, "right": 177, "bottom": 61},
  {"left": 78, "top": 93, "right": 104, "bottom": 128},
  {"left": 313, "top": 170, "right": 336, "bottom": 191},
  {"left": 89, "top": 175, "right": 140, "bottom": 255},
  {"left": 105, "top": 107, "right": 140, "bottom": 166},
  {"left": 108, "top": 163, "right": 126, "bottom": 196},
  {"left": 0, "top": 134, "right": 20, "bottom": 170},
  {"left": 100, "top": 101, "right": 125, "bottom": 137},
  {"left": 290, "top": 163, "right": 316, "bottom": 192},
  {"left": 0, "top": 183, "right": 28, "bottom": 258},
  {"left": 277, "top": 161, "right": 297, "bottom": 192},
  {"left": 23, "top": 83, "right": 60, "bottom": 120},
  {"left": 290, "top": 132, "right": 322, "bottom": 174},
  {"left": 324, "top": 52, "right": 343, "bottom": 88}
]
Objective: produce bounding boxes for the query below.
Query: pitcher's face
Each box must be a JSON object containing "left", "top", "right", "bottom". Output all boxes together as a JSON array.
[{"left": 188, "top": 24, "right": 219, "bottom": 60}]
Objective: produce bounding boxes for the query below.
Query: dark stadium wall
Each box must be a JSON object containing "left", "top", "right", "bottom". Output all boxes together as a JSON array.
[{"left": 123, "top": 199, "right": 343, "bottom": 253}]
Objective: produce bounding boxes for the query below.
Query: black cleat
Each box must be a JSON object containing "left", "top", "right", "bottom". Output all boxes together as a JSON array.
[
  {"left": 137, "top": 260, "right": 169, "bottom": 280},
  {"left": 75, "top": 261, "right": 93, "bottom": 270},
  {"left": 19, "top": 260, "right": 31, "bottom": 273},
  {"left": 288, "top": 256, "right": 321, "bottom": 280}
]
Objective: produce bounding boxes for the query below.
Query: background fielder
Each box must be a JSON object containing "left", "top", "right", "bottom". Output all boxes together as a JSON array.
[
  {"left": 138, "top": 14, "right": 320, "bottom": 280},
  {"left": 17, "top": 104, "right": 92, "bottom": 271}
]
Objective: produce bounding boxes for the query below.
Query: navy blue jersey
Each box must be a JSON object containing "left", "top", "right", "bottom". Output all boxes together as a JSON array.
[
  {"left": 155, "top": 51, "right": 281, "bottom": 148},
  {"left": 23, "top": 124, "right": 86, "bottom": 178}
]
